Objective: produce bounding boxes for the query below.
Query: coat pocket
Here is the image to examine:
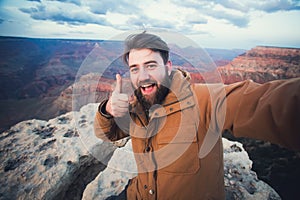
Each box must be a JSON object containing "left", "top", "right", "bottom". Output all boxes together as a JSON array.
[{"left": 156, "top": 124, "right": 200, "bottom": 175}]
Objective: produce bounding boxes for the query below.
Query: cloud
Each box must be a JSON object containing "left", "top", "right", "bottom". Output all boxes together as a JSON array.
[
  {"left": 253, "top": 0, "right": 300, "bottom": 13},
  {"left": 18, "top": 0, "right": 199, "bottom": 33},
  {"left": 127, "top": 15, "right": 177, "bottom": 30},
  {"left": 19, "top": 2, "right": 110, "bottom": 26},
  {"left": 48, "top": 0, "right": 82, "bottom": 6},
  {"left": 186, "top": 18, "right": 208, "bottom": 25},
  {"left": 19, "top": 7, "right": 39, "bottom": 14},
  {"left": 215, "top": 0, "right": 300, "bottom": 13},
  {"left": 205, "top": 9, "right": 249, "bottom": 27},
  {"left": 16, "top": 0, "right": 300, "bottom": 35},
  {"left": 171, "top": 0, "right": 249, "bottom": 27},
  {"left": 86, "top": 0, "right": 140, "bottom": 15},
  {"left": 183, "top": 0, "right": 300, "bottom": 13},
  {"left": 27, "top": 0, "right": 41, "bottom": 2},
  {"left": 171, "top": 0, "right": 300, "bottom": 28}
]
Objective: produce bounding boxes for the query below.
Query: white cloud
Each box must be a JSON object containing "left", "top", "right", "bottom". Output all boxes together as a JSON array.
[
  {"left": 0, "top": 0, "right": 299, "bottom": 49},
  {"left": 84, "top": 0, "right": 140, "bottom": 15},
  {"left": 19, "top": 1, "right": 111, "bottom": 26},
  {"left": 50, "top": 0, "right": 81, "bottom": 6}
]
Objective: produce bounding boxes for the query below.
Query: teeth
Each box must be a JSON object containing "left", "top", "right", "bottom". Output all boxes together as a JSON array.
[{"left": 141, "top": 84, "right": 153, "bottom": 88}]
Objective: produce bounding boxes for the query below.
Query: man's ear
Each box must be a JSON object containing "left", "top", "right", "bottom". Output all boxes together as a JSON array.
[{"left": 166, "top": 60, "right": 172, "bottom": 75}]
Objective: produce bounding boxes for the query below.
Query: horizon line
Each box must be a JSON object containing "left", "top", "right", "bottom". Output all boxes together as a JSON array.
[{"left": 1, "top": 35, "right": 299, "bottom": 50}]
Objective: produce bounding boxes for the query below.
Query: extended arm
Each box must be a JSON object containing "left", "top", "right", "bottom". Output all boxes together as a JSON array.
[{"left": 223, "top": 78, "right": 300, "bottom": 150}]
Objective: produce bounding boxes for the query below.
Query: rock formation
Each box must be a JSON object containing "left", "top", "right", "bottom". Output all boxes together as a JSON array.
[
  {"left": 218, "top": 46, "right": 300, "bottom": 84},
  {"left": 0, "top": 104, "right": 115, "bottom": 199},
  {"left": 0, "top": 103, "right": 281, "bottom": 200}
]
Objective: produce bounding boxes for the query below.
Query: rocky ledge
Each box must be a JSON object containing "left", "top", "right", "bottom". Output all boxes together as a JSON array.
[{"left": 0, "top": 103, "right": 281, "bottom": 200}]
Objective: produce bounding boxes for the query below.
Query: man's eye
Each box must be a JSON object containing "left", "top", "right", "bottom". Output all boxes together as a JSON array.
[
  {"left": 147, "top": 64, "right": 157, "bottom": 70},
  {"left": 130, "top": 67, "right": 139, "bottom": 73}
]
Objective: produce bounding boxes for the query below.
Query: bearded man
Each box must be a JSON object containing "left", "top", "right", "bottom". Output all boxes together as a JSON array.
[{"left": 94, "top": 32, "right": 300, "bottom": 199}]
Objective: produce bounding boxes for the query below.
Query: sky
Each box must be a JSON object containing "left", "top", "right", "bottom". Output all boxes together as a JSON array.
[{"left": 0, "top": 0, "right": 300, "bottom": 49}]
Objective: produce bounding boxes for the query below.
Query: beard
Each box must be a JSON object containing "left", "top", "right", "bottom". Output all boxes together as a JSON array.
[{"left": 134, "top": 74, "right": 171, "bottom": 112}]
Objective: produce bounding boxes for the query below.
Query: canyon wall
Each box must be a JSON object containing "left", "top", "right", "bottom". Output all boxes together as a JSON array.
[{"left": 218, "top": 46, "right": 300, "bottom": 84}]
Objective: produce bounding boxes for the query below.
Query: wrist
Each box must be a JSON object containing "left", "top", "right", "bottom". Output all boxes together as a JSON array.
[{"left": 98, "top": 100, "right": 113, "bottom": 119}]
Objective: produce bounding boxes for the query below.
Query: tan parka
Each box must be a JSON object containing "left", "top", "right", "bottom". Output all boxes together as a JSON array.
[{"left": 94, "top": 70, "right": 300, "bottom": 199}]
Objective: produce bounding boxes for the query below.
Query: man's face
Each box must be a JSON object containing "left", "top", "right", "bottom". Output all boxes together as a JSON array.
[{"left": 128, "top": 48, "right": 172, "bottom": 107}]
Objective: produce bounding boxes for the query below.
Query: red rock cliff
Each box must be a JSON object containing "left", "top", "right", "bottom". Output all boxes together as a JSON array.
[{"left": 218, "top": 46, "right": 300, "bottom": 84}]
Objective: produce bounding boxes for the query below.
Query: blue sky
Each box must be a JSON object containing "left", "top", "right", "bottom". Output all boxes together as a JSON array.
[{"left": 0, "top": 0, "right": 300, "bottom": 49}]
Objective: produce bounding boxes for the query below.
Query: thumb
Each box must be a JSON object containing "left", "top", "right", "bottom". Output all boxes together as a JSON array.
[{"left": 115, "top": 74, "right": 122, "bottom": 93}]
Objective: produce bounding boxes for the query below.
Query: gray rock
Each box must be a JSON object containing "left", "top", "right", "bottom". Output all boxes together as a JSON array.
[
  {"left": 223, "top": 139, "right": 281, "bottom": 200},
  {"left": 0, "top": 104, "right": 115, "bottom": 200}
]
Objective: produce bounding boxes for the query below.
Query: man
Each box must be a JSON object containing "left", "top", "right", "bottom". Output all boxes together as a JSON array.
[{"left": 94, "top": 32, "right": 300, "bottom": 199}]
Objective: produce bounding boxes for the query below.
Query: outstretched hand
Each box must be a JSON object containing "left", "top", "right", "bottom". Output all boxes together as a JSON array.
[{"left": 106, "top": 74, "right": 129, "bottom": 117}]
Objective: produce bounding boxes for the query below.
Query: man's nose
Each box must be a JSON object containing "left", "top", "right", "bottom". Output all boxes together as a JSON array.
[{"left": 138, "top": 67, "right": 150, "bottom": 81}]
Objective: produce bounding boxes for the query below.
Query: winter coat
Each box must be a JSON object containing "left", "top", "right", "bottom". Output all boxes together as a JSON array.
[{"left": 94, "top": 70, "right": 300, "bottom": 199}]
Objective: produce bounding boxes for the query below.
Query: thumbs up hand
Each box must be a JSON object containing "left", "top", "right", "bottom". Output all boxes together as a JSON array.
[{"left": 106, "top": 74, "right": 129, "bottom": 118}]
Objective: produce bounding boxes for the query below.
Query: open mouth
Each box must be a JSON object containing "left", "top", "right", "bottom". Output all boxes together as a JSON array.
[{"left": 140, "top": 83, "right": 156, "bottom": 94}]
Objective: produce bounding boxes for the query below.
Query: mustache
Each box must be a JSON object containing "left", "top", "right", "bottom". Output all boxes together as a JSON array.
[{"left": 137, "top": 79, "right": 158, "bottom": 88}]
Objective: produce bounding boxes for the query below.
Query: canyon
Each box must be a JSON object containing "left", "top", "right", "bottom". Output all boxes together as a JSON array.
[{"left": 0, "top": 37, "right": 299, "bottom": 199}]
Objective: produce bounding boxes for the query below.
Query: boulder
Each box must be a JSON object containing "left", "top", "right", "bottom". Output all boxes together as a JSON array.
[{"left": 0, "top": 104, "right": 115, "bottom": 200}]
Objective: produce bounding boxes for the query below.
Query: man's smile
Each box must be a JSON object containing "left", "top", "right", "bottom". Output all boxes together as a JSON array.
[{"left": 140, "top": 83, "right": 157, "bottom": 95}]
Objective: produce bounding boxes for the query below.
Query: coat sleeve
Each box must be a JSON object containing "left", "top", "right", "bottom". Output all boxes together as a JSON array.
[
  {"left": 94, "top": 100, "right": 130, "bottom": 142},
  {"left": 222, "top": 77, "right": 300, "bottom": 150}
]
